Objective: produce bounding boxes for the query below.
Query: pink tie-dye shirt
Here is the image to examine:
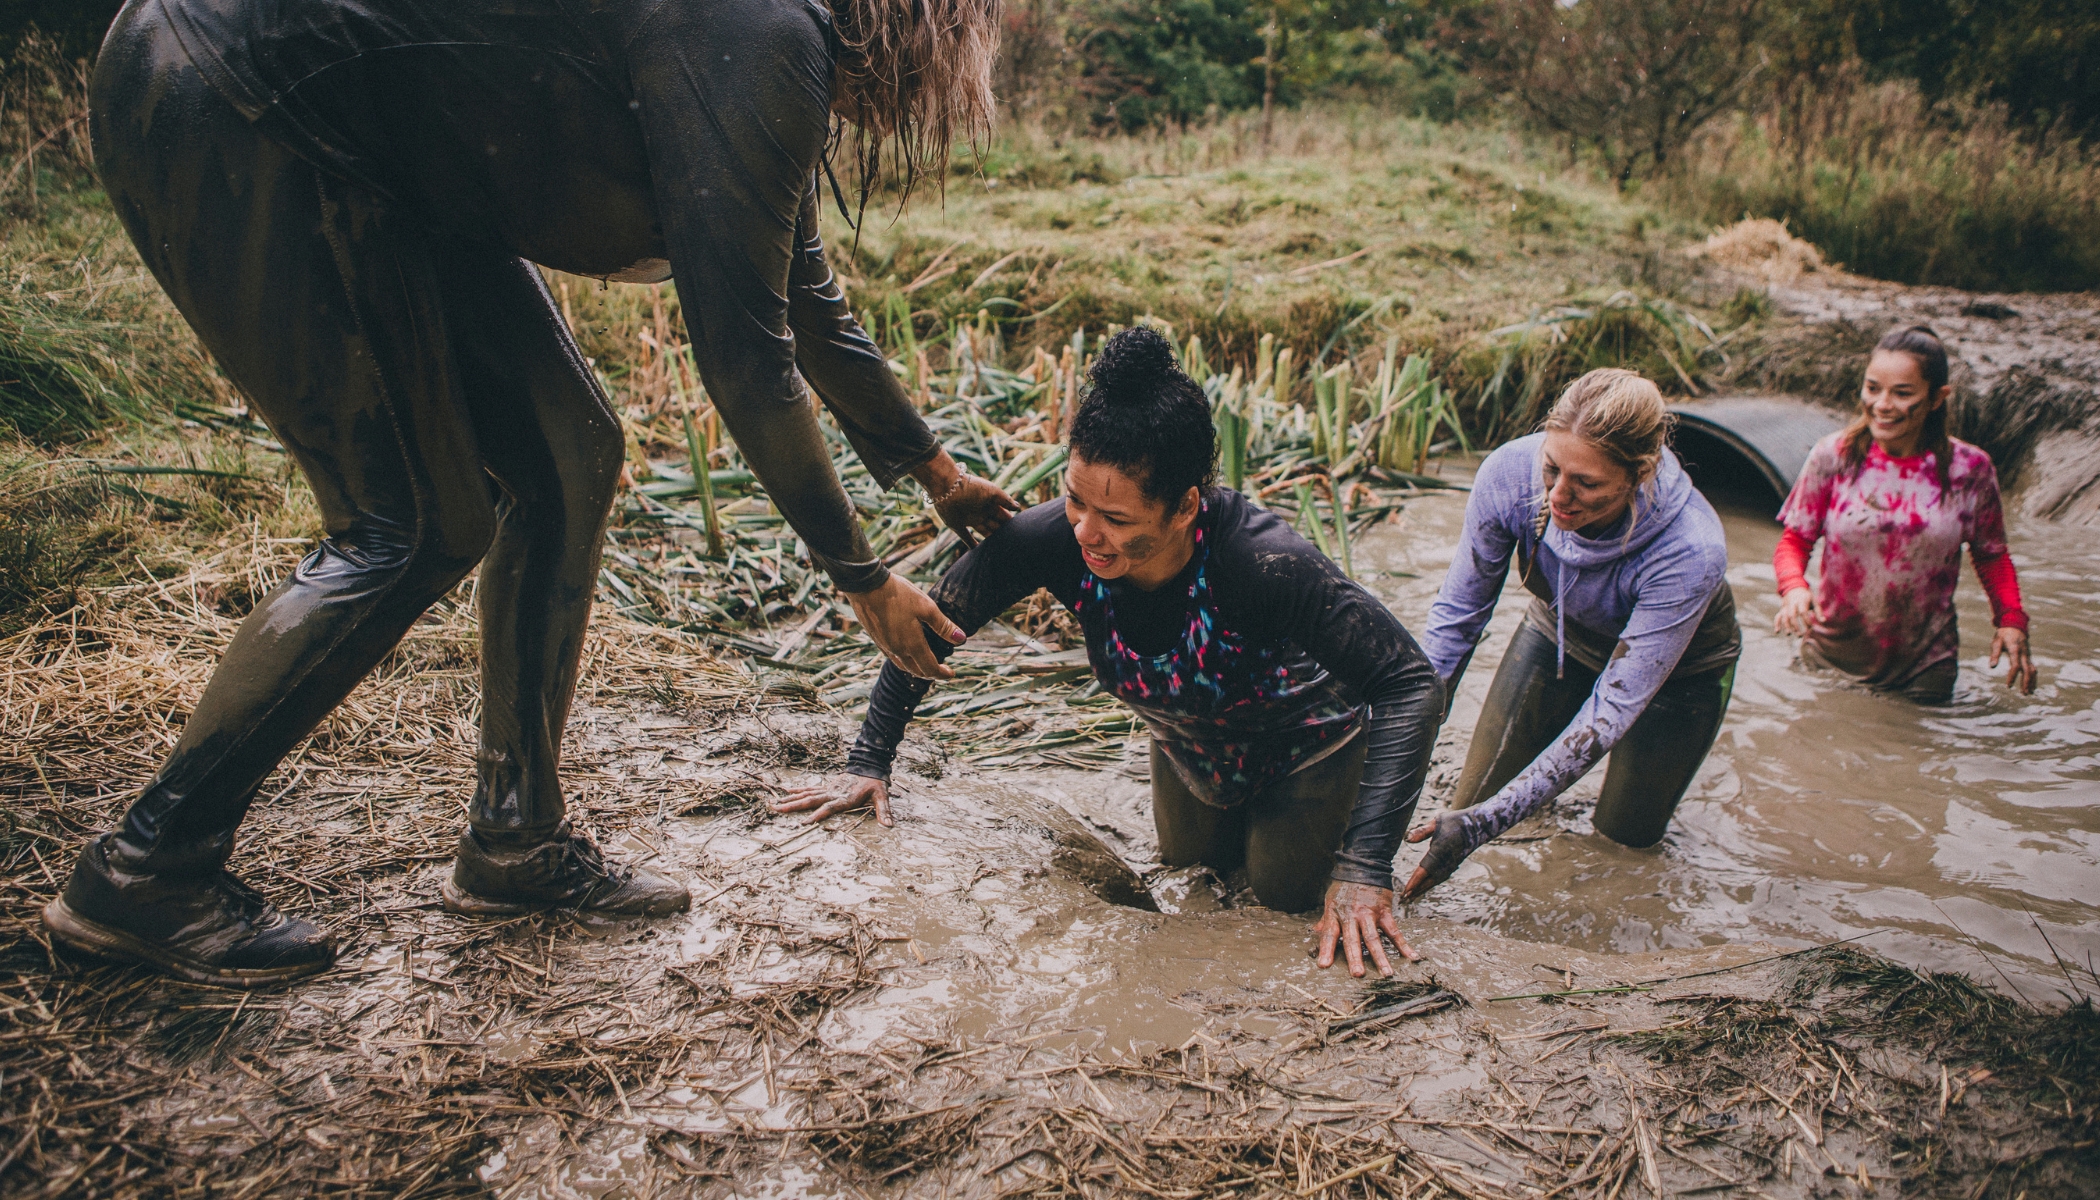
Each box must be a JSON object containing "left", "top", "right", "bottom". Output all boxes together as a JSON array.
[{"left": 1777, "top": 434, "right": 2017, "bottom": 690}]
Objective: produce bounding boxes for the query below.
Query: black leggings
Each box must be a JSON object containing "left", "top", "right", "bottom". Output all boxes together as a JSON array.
[
  {"left": 1151, "top": 732, "right": 1370, "bottom": 913},
  {"left": 93, "top": 33, "right": 618, "bottom": 872},
  {"left": 1452, "top": 624, "right": 1734, "bottom": 848}
]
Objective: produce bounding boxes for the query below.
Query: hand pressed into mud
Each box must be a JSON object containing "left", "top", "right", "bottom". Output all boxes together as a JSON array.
[
  {"left": 773, "top": 774, "right": 892, "bottom": 827},
  {"left": 1400, "top": 811, "right": 1472, "bottom": 903},
  {"left": 1313, "top": 881, "right": 1418, "bottom": 977}
]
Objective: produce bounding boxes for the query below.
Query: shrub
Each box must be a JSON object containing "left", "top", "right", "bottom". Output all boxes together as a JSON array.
[
  {"left": 1668, "top": 76, "right": 2100, "bottom": 291},
  {"left": 1468, "top": 0, "right": 1768, "bottom": 185}
]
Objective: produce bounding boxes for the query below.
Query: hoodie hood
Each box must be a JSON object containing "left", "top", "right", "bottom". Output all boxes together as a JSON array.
[{"left": 1539, "top": 443, "right": 1697, "bottom": 570}]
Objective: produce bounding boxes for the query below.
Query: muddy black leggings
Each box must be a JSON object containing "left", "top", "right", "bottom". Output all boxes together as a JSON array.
[
  {"left": 1151, "top": 731, "right": 1371, "bottom": 913},
  {"left": 1452, "top": 624, "right": 1735, "bottom": 848},
  {"left": 92, "top": 43, "right": 619, "bottom": 873}
]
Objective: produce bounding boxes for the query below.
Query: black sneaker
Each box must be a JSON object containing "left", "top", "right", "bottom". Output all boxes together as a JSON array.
[
  {"left": 42, "top": 834, "right": 337, "bottom": 988},
  {"left": 441, "top": 820, "right": 690, "bottom": 917}
]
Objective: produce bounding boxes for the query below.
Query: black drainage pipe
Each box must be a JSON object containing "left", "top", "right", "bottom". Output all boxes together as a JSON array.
[{"left": 1669, "top": 395, "right": 1846, "bottom": 515}]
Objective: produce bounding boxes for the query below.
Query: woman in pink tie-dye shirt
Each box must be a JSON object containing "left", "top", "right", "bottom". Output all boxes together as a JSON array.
[{"left": 1773, "top": 325, "right": 2037, "bottom": 703}]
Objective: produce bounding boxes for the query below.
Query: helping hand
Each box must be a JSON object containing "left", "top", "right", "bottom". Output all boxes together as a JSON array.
[
  {"left": 1774, "top": 587, "right": 1818, "bottom": 636},
  {"left": 1312, "top": 881, "right": 1419, "bottom": 977},
  {"left": 772, "top": 775, "right": 892, "bottom": 827},
  {"left": 845, "top": 575, "right": 965, "bottom": 680},
  {"left": 1399, "top": 811, "right": 1471, "bottom": 903},
  {"left": 1989, "top": 625, "right": 2037, "bottom": 695},
  {"left": 936, "top": 474, "right": 1021, "bottom": 548}
]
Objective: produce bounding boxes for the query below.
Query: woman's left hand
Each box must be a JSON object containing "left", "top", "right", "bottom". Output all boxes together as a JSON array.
[
  {"left": 1990, "top": 625, "right": 2037, "bottom": 695},
  {"left": 1399, "top": 811, "right": 1471, "bottom": 903},
  {"left": 1313, "top": 881, "right": 1419, "bottom": 977}
]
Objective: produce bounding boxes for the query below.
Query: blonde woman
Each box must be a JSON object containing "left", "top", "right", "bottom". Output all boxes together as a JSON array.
[{"left": 1402, "top": 369, "right": 1740, "bottom": 900}]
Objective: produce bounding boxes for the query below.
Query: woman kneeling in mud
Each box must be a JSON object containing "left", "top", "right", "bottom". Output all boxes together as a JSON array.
[
  {"left": 777, "top": 328, "right": 1443, "bottom": 976},
  {"left": 1403, "top": 368, "right": 1740, "bottom": 900},
  {"left": 1773, "top": 325, "right": 2035, "bottom": 702}
]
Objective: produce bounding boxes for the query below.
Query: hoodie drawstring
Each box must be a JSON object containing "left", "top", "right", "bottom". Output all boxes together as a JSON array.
[{"left": 1553, "top": 563, "right": 1570, "bottom": 680}]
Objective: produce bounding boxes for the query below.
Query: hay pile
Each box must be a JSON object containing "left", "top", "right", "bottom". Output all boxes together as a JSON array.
[{"left": 1687, "top": 218, "right": 1832, "bottom": 286}]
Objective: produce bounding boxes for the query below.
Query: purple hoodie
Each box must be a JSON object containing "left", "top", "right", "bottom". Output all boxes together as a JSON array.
[{"left": 1418, "top": 433, "right": 1739, "bottom": 865}]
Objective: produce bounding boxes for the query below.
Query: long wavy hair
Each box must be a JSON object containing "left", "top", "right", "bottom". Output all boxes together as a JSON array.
[{"left": 828, "top": 0, "right": 1000, "bottom": 208}]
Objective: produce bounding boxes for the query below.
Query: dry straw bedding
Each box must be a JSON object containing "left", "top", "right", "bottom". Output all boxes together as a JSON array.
[{"left": 1, "top": 536, "right": 2095, "bottom": 1197}]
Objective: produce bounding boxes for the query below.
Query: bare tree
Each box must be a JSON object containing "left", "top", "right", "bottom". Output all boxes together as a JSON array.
[{"left": 1483, "top": 0, "right": 1768, "bottom": 185}]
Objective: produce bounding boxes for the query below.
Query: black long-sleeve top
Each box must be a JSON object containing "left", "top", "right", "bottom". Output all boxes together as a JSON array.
[
  {"left": 847, "top": 492, "right": 1444, "bottom": 890},
  {"left": 156, "top": 0, "right": 936, "bottom": 589}
]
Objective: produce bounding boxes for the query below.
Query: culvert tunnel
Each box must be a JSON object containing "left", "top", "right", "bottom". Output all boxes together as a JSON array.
[{"left": 1667, "top": 395, "right": 1847, "bottom": 516}]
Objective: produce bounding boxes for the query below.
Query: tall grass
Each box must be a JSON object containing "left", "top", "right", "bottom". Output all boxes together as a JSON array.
[
  {"left": 0, "top": 34, "right": 228, "bottom": 441},
  {"left": 1666, "top": 75, "right": 2100, "bottom": 293}
]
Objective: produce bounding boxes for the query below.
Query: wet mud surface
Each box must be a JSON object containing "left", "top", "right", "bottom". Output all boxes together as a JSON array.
[
  {"left": 4, "top": 350, "right": 2097, "bottom": 1197},
  {"left": 1361, "top": 477, "right": 2100, "bottom": 1006}
]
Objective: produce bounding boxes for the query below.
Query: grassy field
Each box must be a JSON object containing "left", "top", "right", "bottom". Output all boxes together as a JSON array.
[{"left": 560, "top": 106, "right": 1712, "bottom": 390}]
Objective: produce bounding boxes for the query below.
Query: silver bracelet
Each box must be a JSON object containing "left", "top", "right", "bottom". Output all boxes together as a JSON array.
[{"left": 928, "top": 471, "right": 971, "bottom": 507}]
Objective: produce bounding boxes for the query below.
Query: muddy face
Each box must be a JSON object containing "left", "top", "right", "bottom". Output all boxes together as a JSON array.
[
  {"left": 1539, "top": 431, "right": 1650, "bottom": 535},
  {"left": 1861, "top": 348, "right": 1950, "bottom": 457},
  {"left": 1062, "top": 456, "right": 1199, "bottom": 588}
]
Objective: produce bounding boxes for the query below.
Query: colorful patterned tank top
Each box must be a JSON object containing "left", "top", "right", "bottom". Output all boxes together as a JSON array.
[{"left": 1074, "top": 506, "right": 1362, "bottom": 808}]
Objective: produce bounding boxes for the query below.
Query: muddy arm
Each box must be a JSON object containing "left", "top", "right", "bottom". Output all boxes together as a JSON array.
[
  {"left": 1435, "top": 563, "right": 1720, "bottom": 865},
  {"left": 624, "top": 0, "right": 888, "bottom": 591},
  {"left": 845, "top": 503, "right": 1078, "bottom": 780},
  {"left": 786, "top": 182, "right": 941, "bottom": 490},
  {"left": 1226, "top": 520, "right": 1443, "bottom": 891}
]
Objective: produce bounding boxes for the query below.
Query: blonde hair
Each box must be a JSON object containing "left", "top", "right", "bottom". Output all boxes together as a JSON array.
[
  {"left": 830, "top": 0, "right": 1001, "bottom": 205},
  {"left": 1542, "top": 368, "right": 1671, "bottom": 479}
]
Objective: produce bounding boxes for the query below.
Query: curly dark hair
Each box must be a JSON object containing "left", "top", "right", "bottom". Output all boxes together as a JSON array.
[{"left": 1066, "top": 327, "right": 1218, "bottom": 506}]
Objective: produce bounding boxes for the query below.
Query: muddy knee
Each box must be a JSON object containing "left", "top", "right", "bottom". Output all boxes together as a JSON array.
[
  {"left": 1590, "top": 794, "right": 1677, "bottom": 849},
  {"left": 324, "top": 506, "right": 492, "bottom": 605},
  {"left": 1244, "top": 858, "right": 1329, "bottom": 914}
]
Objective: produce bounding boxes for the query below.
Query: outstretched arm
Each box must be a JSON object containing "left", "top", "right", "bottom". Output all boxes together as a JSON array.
[
  {"left": 775, "top": 504, "right": 1077, "bottom": 823},
  {"left": 1220, "top": 508, "right": 1442, "bottom": 974},
  {"left": 1402, "top": 551, "right": 1725, "bottom": 901}
]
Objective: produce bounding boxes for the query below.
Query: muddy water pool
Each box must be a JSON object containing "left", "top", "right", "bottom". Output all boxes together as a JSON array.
[{"left": 1351, "top": 472, "right": 2100, "bottom": 1001}]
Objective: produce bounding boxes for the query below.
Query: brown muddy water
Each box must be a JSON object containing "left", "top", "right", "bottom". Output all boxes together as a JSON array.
[
  {"left": 453, "top": 459, "right": 2096, "bottom": 1195},
  {"left": 10, "top": 450, "right": 2093, "bottom": 1198},
  {"left": 1352, "top": 468, "right": 2100, "bottom": 1004}
]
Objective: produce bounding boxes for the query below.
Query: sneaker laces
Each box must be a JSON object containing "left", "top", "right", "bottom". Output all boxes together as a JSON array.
[
  {"left": 554, "top": 829, "right": 633, "bottom": 898},
  {"left": 214, "top": 870, "right": 285, "bottom": 929}
]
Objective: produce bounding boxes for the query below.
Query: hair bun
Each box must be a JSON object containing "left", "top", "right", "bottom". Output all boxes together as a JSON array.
[{"left": 1088, "top": 327, "right": 1180, "bottom": 398}]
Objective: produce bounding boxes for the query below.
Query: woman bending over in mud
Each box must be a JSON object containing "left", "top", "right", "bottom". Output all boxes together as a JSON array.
[
  {"left": 1402, "top": 369, "right": 1740, "bottom": 901},
  {"left": 777, "top": 328, "right": 1444, "bottom": 977},
  {"left": 1773, "top": 325, "right": 2035, "bottom": 702},
  {"left": 44, "top": 0, "right": 1014, "bottom": 986}
]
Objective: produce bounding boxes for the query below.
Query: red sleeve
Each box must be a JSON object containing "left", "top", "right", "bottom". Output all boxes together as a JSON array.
[
  {"left": 1973, "top": 551, "right": 2028, "bottom": 632},
  {"left": 1774, "top": 528, "right": 1813, "bottom": 596}
]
